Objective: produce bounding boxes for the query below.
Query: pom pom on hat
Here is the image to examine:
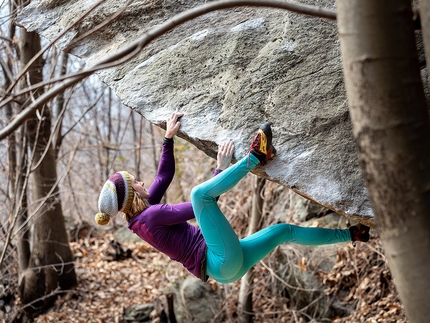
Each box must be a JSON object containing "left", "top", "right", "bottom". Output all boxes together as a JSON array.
[
  {"left": 95, "top": 213, "right": 110, "bottom": 225},
  {"left": 95, "top": 171, "right": 134, "bottom": 225}
]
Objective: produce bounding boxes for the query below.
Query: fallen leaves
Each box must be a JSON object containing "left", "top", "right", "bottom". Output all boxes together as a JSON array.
[
  {"left": 26, "top": 232, "right": 407, "bottom": 323},
  {"left": 321, "top": 241, "right": 407, "bottom": 323},
  {"left": 33, "top": 234, "right": 186, "bottom": 323}
]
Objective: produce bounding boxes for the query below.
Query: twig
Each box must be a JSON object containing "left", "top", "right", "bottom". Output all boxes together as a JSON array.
[
  {"left": 0, "top": 128, "right": 36, "bottom": 269},
  {"left": 260, "top": 259, "right": 320, "bottom": 292},
  {"left": 0, "top": 35, "right": 13, "bottom": 43},
  {"left": 0, "top": 259, "right": 76, "bottom": 282},
  {"left": 17, "top": 287, "right": 76, "bottom": 311},
  {"left": 11, "top": 139, "right": 79, "bottom": 238},
  {"left": 1, "top": 0, "right": 107, "bottom": 99}
]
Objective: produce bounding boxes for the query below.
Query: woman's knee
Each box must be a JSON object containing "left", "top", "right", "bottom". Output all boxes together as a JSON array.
[{"left": 191, "top": 184, "right": 215, "bottom": 203}]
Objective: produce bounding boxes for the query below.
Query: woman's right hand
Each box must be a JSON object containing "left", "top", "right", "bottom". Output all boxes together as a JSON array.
[
  {"left": 216, "top": 140, "right": 235, "bottom": 170},
  {"left": 165, "top": 112, "right": 184, "bottom": 139}
]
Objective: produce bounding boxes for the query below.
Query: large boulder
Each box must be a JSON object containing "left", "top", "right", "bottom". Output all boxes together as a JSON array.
[
  {"left": 273, "top": 243, "right": 352, "bottom": 319},
  {"left": 18, "top": 0, "right": 378, "bottom": 224},
  {"left": 163, "top": 277, "right": 223, "bottom": 323}
]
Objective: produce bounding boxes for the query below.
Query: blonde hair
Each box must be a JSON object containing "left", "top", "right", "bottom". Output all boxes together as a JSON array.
[{"left": 124, "top": 190, "right": 149, "bottom": 222}]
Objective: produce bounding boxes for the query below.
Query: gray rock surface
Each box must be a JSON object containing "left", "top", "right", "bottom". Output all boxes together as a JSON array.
[
  {"left": 163, "top": 277, "right": 223, "bottom": 323},
  {"left": 18, "top": 0, "right": 376, "bottom": 224}
]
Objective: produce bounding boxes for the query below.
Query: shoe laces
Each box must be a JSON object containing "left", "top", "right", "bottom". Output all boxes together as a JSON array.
[
  {"left": 245, "top": 132, "right": 261, "bottom": 155},
  {"left": 245, "top": 132, "right": 260, "bottom": 166}
]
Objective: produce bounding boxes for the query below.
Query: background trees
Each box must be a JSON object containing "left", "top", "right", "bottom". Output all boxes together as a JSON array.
[
  {"left": 1, "top": 1, "right": 77, "bottom": 316},
  {"left": 0, "top": 1, "right": 167, "bottom": 317},
  {"left": 1, "top": 0, "right": 430, "bottom": 322},
  {"left": 17, "top": 13, "right": 77, "bottom": 314},
  {"left": 0, "top": 3, "right": 211, "bottom": 318}
]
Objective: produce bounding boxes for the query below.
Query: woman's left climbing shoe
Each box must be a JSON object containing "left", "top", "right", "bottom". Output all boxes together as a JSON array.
[
  {"left": 247, "top": 123, "right": 277, "bottom": 165},
  {"left": 349, "top": 224, "right": 370, "bottom": 244}
]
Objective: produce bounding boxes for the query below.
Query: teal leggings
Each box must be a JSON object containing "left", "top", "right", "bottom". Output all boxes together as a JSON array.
[{"left": 190, "top": 154, "right": 352, "bottom": 284}]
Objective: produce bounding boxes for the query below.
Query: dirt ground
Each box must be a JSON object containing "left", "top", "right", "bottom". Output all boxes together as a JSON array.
[{"left": 3, "top": 230, "right": 405, "bottom": 323}]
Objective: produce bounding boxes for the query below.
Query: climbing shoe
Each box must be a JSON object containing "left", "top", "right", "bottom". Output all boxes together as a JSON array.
[
  {"left": 247, "top": 122, "right": 276, "bottom": 165},
  {"left": 349, "top": 224, "right": 370, "bottom": 244}
]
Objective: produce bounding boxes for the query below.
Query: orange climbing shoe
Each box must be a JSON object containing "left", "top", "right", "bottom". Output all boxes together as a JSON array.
[
  {"left": 246, "top": 123, "right": 276, "bottom": 165},
  {"left": 349, "top": 224, "right": 370, "bottom": 243}
]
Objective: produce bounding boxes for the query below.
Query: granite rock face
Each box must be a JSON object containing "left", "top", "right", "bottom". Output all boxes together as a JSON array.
[{"left": 18, "top": 0, "right": 376, "bottom": 224}]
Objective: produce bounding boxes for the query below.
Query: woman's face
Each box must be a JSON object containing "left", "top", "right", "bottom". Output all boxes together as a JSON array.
[{"left": 129, "top": 174, "right": 150, "bottom": 199}]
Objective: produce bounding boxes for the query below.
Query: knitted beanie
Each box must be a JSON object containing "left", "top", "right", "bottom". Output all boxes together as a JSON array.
[{"left": 95, "top": 171, "right": 134, "bottom": 225}]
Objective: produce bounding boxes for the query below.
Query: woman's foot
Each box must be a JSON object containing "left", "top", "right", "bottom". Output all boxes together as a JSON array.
[
  {"left": 247, "top": 123, "right": 276, "bottom": 165},
  {"left": 349, "top": 224, "right": 370, "bottom": 243}
]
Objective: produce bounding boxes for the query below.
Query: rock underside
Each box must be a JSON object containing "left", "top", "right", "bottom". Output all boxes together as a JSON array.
[{"left": 19, "top": 0, "right": 423, "bottom": 226}]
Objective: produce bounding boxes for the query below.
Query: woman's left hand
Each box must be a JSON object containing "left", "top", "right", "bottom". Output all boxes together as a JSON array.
[
  {"left": 165, "top": 112, "right": 184, "bottom": 139},
  {"left": 217, "top": 140, "right": 235, "bottom": 170}
]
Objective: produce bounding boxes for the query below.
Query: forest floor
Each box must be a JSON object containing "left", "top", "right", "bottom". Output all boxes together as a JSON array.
[{"left": 5, "top": 228, "right": 406, "bottom": 323}]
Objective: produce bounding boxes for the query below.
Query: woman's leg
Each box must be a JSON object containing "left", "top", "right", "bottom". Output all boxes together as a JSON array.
[
  {"left": 191, "top": 154, "right": 260, "bottom": 281},
  {"left": 220, "top": 224, "right": 352, "bottom": 283}
]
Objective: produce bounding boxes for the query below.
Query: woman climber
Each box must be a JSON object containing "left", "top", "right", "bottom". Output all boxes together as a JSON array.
[{"left": 95, "top": 112, "right": 370, "bottom": 284}]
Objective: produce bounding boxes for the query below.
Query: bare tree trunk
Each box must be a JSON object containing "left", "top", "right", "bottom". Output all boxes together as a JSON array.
[
  {"left": 131, "top": 111, "right": 144, "bottom": 179},
  {"left": 53, "top": 51, "right": 68, "bottom": 158},
  {"left": 106, "top": 88, "right": 112, "bottom": 179},
  {"left": 18, "top": 27, "right": 77, "bottom": 315},
  {"left": 14, "top": 128, "right": 30, "bottom": 274},
  {"left": 149, "top": 122, "right": 159, "bottom": 172},
  {"left": 131, "top": 110, "right": 138, "bottom": 176},
  {"left": 137, "top": 115, "right": 143, "bottom": 180},
  {"left": 149, "top": 122, "right": 165, "bottom": 202},
  {"left": 2, "top": 0, "right": 31, "bottom": 276},
  {"left": 336, "top": 1, "right": 430, "bottom": 322},
  {"left": 4, "top": 82, "right": 31, "bottom": 276},
  {"left": 238, "top": 176, "right": 266, "bottom": 323}
]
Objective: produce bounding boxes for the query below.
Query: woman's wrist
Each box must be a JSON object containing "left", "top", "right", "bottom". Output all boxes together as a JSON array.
[{"left": 163, "top": 137, "right": 174, "bottom": 143}]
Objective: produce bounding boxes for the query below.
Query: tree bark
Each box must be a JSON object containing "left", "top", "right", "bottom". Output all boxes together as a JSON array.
[
  {"left": 18, "top": 27, "right": 77, "bottom": 314},
  {"left": 336, "top": 1, "right": 430, "bottom": 322},
  {"left": 52, "top": 51, "right": 68, "bottom": 158},
  {"left": 2, "top": 0, "right": 31, "bottom": 279}
]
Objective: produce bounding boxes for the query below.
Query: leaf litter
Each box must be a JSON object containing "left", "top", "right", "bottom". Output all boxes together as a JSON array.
[{"left": 23, "top": 231, "right": 407, "bottom": 323}]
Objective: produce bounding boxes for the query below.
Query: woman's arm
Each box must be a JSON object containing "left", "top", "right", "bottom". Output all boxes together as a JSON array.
[{"left": 147, "top": 112, "right": 183, "bottom": 204}]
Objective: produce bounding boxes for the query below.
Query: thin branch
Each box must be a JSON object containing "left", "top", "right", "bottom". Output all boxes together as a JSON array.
[
  {"left": 260, "top": 259, "right": 320, "bottom": 292},
  {"left": 0, "top": 0, "right": 131, "bottom": 104},
  {"left": 108, "top": 108, "right": 133, "bottom": 168},
  {"left": 12, "top": 140, "right": 79, "bottom": 238},
  {"left": 0, "top": 150, "right": 32, "bottom": 269},
  {"left": 0, "top": 58, "right": 14, "bottom": 83},
  {"left": 0, "top": 34, "right": 13, "bottom": 43},
  {"left": 61, "top": 90, "right": 103, "bottom": 138},
  {"left": 0, "top": 0, "right": 336, "bottom": 141},
  {"left": 1, "top": 0, "right": 107, "bottom": 99},
  {"left": 0, "top": 126, "right": 79, "bottom": 269},
  {"left": 29, "top": 86, "right": 73, "bottom": 172}
]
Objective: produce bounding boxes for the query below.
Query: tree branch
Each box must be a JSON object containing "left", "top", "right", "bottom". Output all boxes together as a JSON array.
[{"left": 2, "top": 0, "right": 107, "bottom": 99}]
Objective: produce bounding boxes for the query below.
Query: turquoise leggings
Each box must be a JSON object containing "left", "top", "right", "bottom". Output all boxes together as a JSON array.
[{"left": 190, "top": 154, "right": 352, "bottom": 284}]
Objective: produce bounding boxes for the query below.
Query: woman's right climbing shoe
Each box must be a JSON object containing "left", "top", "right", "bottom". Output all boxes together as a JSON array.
[
  {"left": 246, "top": 122, "right": 277, "bottom": 165},
  {"left": 349, "top": 224, "right": 370, "bottom": 244}
]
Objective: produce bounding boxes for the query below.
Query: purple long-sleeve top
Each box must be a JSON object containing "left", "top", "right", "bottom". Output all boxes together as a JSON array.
[{"left": 128, "top": 141, "right": 219, "bottom": 279}]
